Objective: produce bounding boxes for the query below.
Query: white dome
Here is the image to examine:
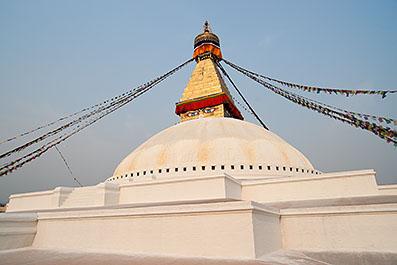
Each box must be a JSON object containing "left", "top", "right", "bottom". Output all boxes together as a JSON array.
[{"left": 108, "top": 118, "right": 317, "bottom": 182}]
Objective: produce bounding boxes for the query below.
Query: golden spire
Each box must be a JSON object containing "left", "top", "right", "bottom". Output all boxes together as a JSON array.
[{"left": 175, "top": 22, "right": 242, "bottom": 122}]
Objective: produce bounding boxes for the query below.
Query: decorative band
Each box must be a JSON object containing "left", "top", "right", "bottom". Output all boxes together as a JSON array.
[
  {"left": 194, "top": 39, "right": 220, "bottom": 49},
  {"left": 193, "top": 43, "right": 222, "bottom": 59},
  {"left": 175, "top": 93, "right": 243, "bottom": 120}
]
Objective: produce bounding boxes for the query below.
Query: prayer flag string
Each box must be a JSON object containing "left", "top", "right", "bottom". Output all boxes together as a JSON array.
[
  {"left": 222, "top": 59, "right": 396, "bottom": 146},
  {"left": 222, "top": 59, "right": 397, "bottom": 98},
  {"left": 0, "top": 58, "right": 194, "bottom": 176}
]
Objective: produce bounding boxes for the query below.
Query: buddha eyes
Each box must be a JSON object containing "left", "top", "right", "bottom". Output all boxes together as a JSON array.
[
  {"left": 203, "top": 107, "right": 215, "bottom": 113},
  {"left": 186, "top": 107, "right": 216, "bottom": 117},
  {"left": 187, "top": 111, "right": 199, "bottom": 117}
]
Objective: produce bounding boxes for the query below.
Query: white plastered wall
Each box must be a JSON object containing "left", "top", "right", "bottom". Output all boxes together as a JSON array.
[
  {"left": 241, "top": 170, "right": 382, "bottom": 203},
  {"left": 7, "top": 184, "right": 119, "bottom": 212},
  {"left": 281, "top": 203, "right": 397, "bottom": 252},
  {"left": 7, "top": 187, "right": 73, "bottom": 212},
  {"left": 118, "top": 174, "right": 241, "bottom": 204},
  {"left": 32, "top": 201, "right": 280, "bottom": 259},
  {"left": 0, "top": 213, "right": 37, "bottom": 250},
  {"left": 8, "top": 170, "right": 396, "bottom": 213}
]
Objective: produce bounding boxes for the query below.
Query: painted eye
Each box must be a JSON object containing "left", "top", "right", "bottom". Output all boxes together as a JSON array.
[
  {"left": 203, "top": 107, "right": 216, "bottom": 113},
  {"left": 187, "top": 111, "right": 199, "bottom": 117}
]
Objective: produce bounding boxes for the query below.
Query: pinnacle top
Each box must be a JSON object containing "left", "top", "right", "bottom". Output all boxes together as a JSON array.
[
  {"left": 203, "top": 21, "right": 210, "bottom": 32},
  {"left": 193, "top": 22, "right": 222, "bottom": 60}
]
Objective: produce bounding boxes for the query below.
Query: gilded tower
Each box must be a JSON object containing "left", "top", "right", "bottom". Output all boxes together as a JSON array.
[{"left": 175, "top": 22, "right": 243, "bottom": 122}]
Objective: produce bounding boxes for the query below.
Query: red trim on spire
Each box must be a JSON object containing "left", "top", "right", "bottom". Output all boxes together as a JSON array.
[
  {"left": 193, "top": 43, "right": 222, "bottom": 59},
  {"left": 175, "top": 93, "right": 243, "bottom": 120}
]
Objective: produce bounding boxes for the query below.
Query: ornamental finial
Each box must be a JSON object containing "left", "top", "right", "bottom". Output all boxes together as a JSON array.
[
  {"left": 203, "top": 21, "right": 210, "bottom": 33},
  {"left": 193, "top": 21, "right": 222, "bottom": 60}
]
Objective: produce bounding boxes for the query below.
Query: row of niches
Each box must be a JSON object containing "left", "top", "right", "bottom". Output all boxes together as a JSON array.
[{"left": 107, "top": 164, "right": 322, "bottom": 182}]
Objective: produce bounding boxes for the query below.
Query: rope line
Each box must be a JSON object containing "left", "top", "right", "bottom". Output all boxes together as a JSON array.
[
  {"left": 0, "top": 60, "right": 194, "bottom": 146},
  {"left": 1, "top": 74, "right": 172, "bottom": 176},
  {"left": 223, "top": 59, "right": 396, "bottom": 127},
  {"left": 231, "top": 94, "right": 254, "bottom": 115},
  {"left": 0, "top": 58, "right": 193, "bottom": 161},
  {"left": 0, "top": 80, "right": 158, "bottom": 146},
  {"left": 223, "top": 59, "right": 396, "bottom": 146},
  {"left": 222, "top": 59, "right": 396, "bottom": 98},
  {"left": 305, "top": 95, "right": 396, "bottom": 129},
  {"left": 55, "top": 146, "right": 82, "bottom": 187},
  {"left": 0, "top": 79, "right": 164, "bottom": 175},
  {"left": 216, "top": 61, "right": 269, "bottom": 130},
  {"left": 0, "top": 58, "right": 194, "bottom": 176}
]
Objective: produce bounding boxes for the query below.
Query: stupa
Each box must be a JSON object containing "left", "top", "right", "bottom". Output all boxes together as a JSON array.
[{"left": 1, "top": 22, "right": 396, "bottom": 264}]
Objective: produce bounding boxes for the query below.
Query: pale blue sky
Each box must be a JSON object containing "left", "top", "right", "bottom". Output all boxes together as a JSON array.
[{"left": 0, "top": 0, "right": 396, "bottom": 203}]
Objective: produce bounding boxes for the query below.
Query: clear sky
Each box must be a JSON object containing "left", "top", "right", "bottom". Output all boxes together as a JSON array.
[{"left": 0, "top": 0, "right": 396, "bottom": 203}]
